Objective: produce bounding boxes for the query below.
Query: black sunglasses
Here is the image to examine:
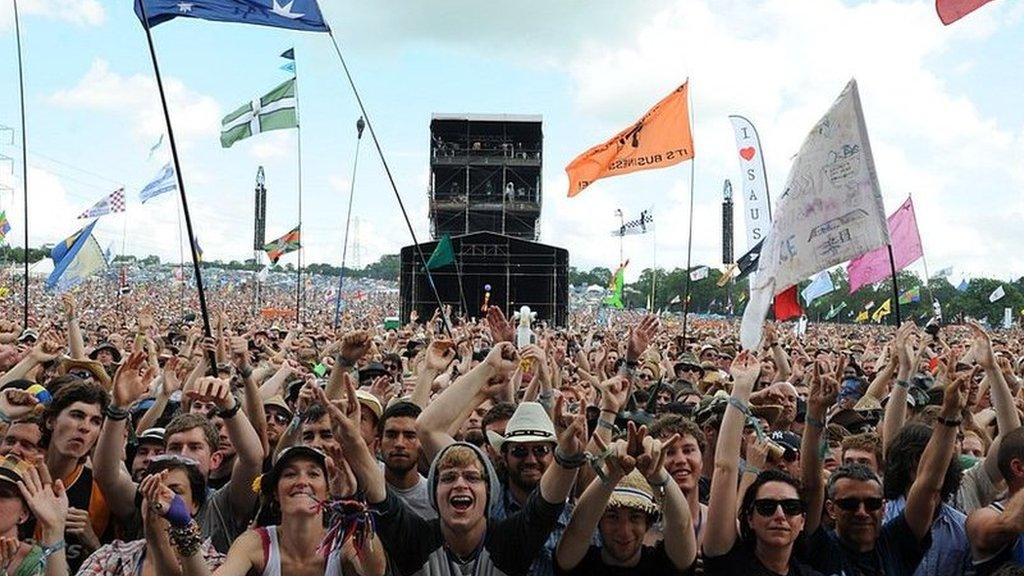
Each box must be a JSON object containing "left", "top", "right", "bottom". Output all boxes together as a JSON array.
[
  {"left": 265, "top": 412, "right": 291, "bottom": 425},
  {"left": 507, "top": 444, "right": 552, "bottom": 459},
  {"left": 833, "top": 497, "right": 884, "bottom": 512},
  {"left": 753, "top": 498, "right": 804, "bottom": 517}
]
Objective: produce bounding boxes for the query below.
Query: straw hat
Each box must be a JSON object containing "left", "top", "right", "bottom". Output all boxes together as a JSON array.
[{"left": 607, "top": 470, "right": 659, "bottom": 517}]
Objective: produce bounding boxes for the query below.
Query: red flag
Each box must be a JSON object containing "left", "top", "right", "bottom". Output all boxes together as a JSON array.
[
  {"left": 773, "top": 286, "right": 803, "bottom": 321},
  {"left": 936, "top": 0, "right": 996, "bottom": 24}
]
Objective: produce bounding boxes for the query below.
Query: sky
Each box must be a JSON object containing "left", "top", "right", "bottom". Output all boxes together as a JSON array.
[{"left": 0, "top": 0, "right": 1022, "bottom": 283}]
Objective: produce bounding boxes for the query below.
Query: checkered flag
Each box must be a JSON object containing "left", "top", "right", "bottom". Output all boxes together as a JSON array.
[
  {"left": 611, "top": 207, "right": 655, "bottom": 236},
  {"left": 78, "top": 188, "right": 126, "bottom": 219}
]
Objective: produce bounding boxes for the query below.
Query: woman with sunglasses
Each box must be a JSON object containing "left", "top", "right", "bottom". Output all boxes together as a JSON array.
[{"left": 703, "top": 350, "right": 821, "bottom": 576}]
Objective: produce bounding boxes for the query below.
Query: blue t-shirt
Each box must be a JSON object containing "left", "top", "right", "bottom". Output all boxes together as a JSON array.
[{"left": 799, "top": 511, "right": 931, "bottom": 576}]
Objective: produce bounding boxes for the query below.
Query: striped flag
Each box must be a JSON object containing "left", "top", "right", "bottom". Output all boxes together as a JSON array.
[
  {"left": 221, "top": 78, "right": 298, "bottom": 148},
  {"left": 264, "top": 226, "right": 300, "bottom": 264},
  {"left": 139, "top": 162, "right": 177, "bottom": 203},
  {"left": 0, "top": 211, "right": 10, "bottom": 243}
]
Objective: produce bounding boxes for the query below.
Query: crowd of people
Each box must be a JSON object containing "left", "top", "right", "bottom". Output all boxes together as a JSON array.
[{"left": 0, "top": 273, "right": 1023, "bottom": 575}]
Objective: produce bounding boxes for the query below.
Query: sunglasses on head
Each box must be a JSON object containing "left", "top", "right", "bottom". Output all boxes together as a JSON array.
[
  {"left": 507, "top": 444, "right": 552, "bottom": 459},
  {"left": 753, "top": 498, "right": 804, "bottom": 517},
  {"left": 833, "top": 496, "right": 884, "bottom": 512}
]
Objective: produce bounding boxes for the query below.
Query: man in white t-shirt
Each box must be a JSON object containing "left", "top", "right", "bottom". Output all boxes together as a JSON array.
[{"left": 380, "top": 401, "right": 436, "bottom": 519}]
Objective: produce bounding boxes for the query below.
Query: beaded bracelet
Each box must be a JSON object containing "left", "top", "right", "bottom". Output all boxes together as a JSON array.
[{"left": 168, "top": 520, "right": 203, "bottom": 558}]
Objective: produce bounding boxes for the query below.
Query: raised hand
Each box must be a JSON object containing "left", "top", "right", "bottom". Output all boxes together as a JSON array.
[
  {"left": 162, "top": 357, "right": 183, "bottom": 396},
  {"left": 315, "top": 377, "right": 361, "bottom": 441},
  {"left": 29, "top": 333, "right": 64, "bottom": 363},
  {"left": 485, "top": 307, "right": 515, "bottom": 344},
  {"left": 324, "top": 442, "right": 357, "bottom": 499},
  {"left": 596, "top": 375, "right": 631, "bottom": 413},
  {"left": 425, "top": 339, "right": 456, "bottom": 373},
  {"left": 939, "top": 364, "right": 970, "bottom": 421},
  {"left": 729, "top": 350, "right": 760, "bottom": 393},
  {"left": 112, "top": 351, "right": 157, "bottom": 408},
  {"left": 808, "top": 361, "right": 839, "bottom": 416},
  {"left": 637, "top": 431, "right": 680, "bottom": 482},
  {"left": 140, "top": 469, "right": 177, "bottom": 520},
  {"left": 592, "top": 434, "right": 636, "bottom": 482},
  {"left": 17, "top": 458, "right": 68, "bottom": 535},
  {"left": 368, "top": 375, "right": 396, "bottom": 406},
  {"left": 553, "top": 395, "right": 588, "bottom": 458},
  {"left": 187, "top": 376, "right": 235, "bottom": 411},
  {"left": 968, "top": 321, "right": 996, "bottom": 371},
  {"left": 338, "top": 330, "right": 372, "bottom": 365},
  {"left": 484, "top": 342, "right": 519, "bottom": 376},
  {"left": 627, "top": 315, "right": 659, "bottom": 362},
  {"left": 61, "top": 293, "right": 78, "bottom": 320},
  {"left": 0, "top": 389, "right": 40, "bottom": 422}
]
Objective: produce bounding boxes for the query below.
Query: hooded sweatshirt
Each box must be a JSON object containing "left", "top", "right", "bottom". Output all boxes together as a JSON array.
[{"left": 372, "top": 441, "right": 565, "bottom": 576}]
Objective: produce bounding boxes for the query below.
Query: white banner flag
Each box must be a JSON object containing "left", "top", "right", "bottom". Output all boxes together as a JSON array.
[
  {"left": 740, "top": 80, "right": 889, "bottom": 350},
  {"left": 730, "top": 115, "right": 772, "bottom": 251},
  {"left": 689, "top": 266, "right": 709, "bottom": 281},
  {"left": 990, "top": 285, "right": 1006, "bottom": 303},
  {"left": 1004, "top": 307, "right": 1012, "bottom": 329}
]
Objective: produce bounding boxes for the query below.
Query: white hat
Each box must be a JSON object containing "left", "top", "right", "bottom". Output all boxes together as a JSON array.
[{"left": 486, "top": 402, "right": 556, "bottom": 452}]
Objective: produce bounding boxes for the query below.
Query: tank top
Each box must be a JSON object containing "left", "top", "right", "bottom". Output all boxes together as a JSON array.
[{"left": 256, "top": 525, "right": 344, "bottom": 576}]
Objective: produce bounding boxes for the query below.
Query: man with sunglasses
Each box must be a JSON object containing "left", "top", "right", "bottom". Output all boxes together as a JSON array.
[{"left": 798, "top": 328, "right": 965, "bottom": 576}]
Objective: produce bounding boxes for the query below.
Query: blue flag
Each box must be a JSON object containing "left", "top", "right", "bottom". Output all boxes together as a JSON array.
[
  {"left": 801, "top": 271, "right": 835, "bottom": 306},
  {"left": 139, "top": 162, "right": 177, "bottom": 204},
  {"left": 281, "top": 47, "right": 294, "bottom": 59},
  {"left": 280, "top": 62, "right": 296, "bottom": 73},
  {"left": 47, "top": 220, "right": 106, "bottom": 292},
  {"left": 957, "top": 279, "right": 970, "bottom": 292},
  {"left": 135, "top": 0, "right": 330, "bottom": 33}
]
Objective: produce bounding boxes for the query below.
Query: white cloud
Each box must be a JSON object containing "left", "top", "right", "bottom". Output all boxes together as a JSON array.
[
  {"left": 0, "top": 0, "right": 104, "bottom": 29},
  {"left": 49, "top": 59, "right": 221, "bottom": 145}
]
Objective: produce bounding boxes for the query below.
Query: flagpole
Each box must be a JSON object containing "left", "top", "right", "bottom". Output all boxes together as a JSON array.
[
  {"left": 12, "top": 0, "right": 28, "bottom": 330},
  {"left": 293, "top": 50, "right": 304, "bottom": 324},
  {"left": 137, "top": 2, "right": 215, "bottom": 369},
  {"left": 453, "top": 242, "right": 469, "bottom": 318},
  {"left": 910, "top": 193, "right": 936, "bottom": 306},
  {"left": 326, "top": 30, "right": 452, "bottom": 337},
  {"left": 651, "top": 209, "right": 657, "bottom": 311},
  {"left": 887, "top": 244, "right": 902, "bottom": 326},
  {"left": 333, "top": 117, "right": 364, "bottom": 328},
  {"left": 681, "top": 86, "right": 696, "bottom": 343}
]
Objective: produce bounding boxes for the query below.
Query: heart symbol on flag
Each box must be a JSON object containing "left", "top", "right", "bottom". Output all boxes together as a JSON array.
[{"left": 739, "top": 147, "right": 756, "bottom": 161}]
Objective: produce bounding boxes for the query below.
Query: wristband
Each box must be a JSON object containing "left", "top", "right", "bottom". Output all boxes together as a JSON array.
[
  {"left": 165, "top": 494, "right": 192, "bottom": 528},
  {"left": 895, "top": 379, "right": 910, "bottom": 389},
  {"left": 597, "top": 418, "right": 616, "bottom": 431},
  {"left": 742, "top": 462, "right": 760, "bottom": 476},
  {"left": 37, "top": 539, "right": 65, "bottom": 566},
  {"left": 727, "top": 397, "right": 751, "bottom": 417},
  {"left": 937, "top": 416, "right": 962, "bottom": 427},
  {"left": 216, "top": 399, "right": 241, "bottom": 419},
  {"left": 649, "top": 471, "right": 671, "bottom": 488},
  {"left": 600, "top": 408, "right": 618, "bottom": 417},
  {"left": 553, "top": 447, "right": 587, "bottom": 469},
  {"left": 0, "top": 411, "right": 10, "bottom": 424},
  {"left": 104, "top": 405, "right": 130, "bottom": 421},
  {"left": 238, "top": 365, "right": 253, "bottom": 379}
]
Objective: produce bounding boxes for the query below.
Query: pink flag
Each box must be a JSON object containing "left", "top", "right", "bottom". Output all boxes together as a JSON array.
[
  {"left": 847, "top": 197, "right": 923, "bottom": 293},
  {"left": 936, "top": 0, "right": 996, "bottom": 25}
]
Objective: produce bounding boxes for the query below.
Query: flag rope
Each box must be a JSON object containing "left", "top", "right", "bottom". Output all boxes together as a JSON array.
[
  {"left": 326, "top": 30, "right": 451, "bottom": 336},
  {"left": 13, "top": 0, "right": 29, "bottom": 329},
  {"left": 681, "top": 81, "right": 696, "bottom": 341},
  {"left": 333, "top": 118, "right": 364, "bottom": 328}
]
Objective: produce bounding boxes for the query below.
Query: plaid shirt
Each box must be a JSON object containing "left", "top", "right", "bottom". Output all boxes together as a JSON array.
[{"left": 77, "top": 538, "right": 225, "bottom": 575}]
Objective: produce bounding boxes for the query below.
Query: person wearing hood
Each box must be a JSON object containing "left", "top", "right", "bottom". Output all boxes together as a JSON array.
[{"left": 341, "top": 342, "right": 589, "bottom": 576}]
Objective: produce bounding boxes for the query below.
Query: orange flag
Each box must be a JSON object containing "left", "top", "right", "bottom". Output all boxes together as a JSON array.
[{"left": 565, "top": 82, "right": 694, "bottom": 197}]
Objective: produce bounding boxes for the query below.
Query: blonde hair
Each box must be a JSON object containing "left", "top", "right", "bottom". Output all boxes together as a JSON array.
[{"left": 437, "top": 445, "right": 487, "bottom": 479}]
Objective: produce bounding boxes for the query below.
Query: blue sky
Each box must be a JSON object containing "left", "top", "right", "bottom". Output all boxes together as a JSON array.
[{"left": 0, "top": 0, "right": 1022, "bottom": 283}]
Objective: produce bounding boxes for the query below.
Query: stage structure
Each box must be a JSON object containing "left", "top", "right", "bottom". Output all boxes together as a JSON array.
[
  {"left": 428, "top": 114, "right": 542, "bottom": 240},
  {"left": 400, "top": 232, "right": 568, "bottom": 326}
]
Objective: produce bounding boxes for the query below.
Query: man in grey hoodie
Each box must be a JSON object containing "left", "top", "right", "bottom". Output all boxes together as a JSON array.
[{"left": 334, "top": 343, "right": 588, "bottom": 576}]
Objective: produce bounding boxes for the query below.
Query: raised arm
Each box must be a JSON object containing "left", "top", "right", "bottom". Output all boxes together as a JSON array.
[
  {"left": 538, "top": 396, "right": 586, "bottom": 505},
  {"left": 800, "top": 361, "right": 838, "bottom": 535},
  {"left": 410, "top": 340, "right": 455, "bottom": 409},
  {"left": 318, "top": 380, "right": 387, "bottom": 503},
  {"left": 62, "top": 294, "right": 86, "bottom": 359},
  {"left": 703, "top": 350, "right": 760, "bottom": 557},
  {"left": 325, "top": 330, "right": 371, "bottom": 400},
  {"left": 96, "top": 352, "right": 153, "bottom": 521},
  {"left": 416, "top": 342, "right": 517, "bottom": 461},
  {"left": 882, "top": 322, "right": 915, "bottom": 455},
  {"left": 905, "top": 359, "right": 968, "bottom": 541}
]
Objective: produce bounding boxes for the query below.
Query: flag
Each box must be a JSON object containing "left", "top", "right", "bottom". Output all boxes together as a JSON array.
[
  {"left": 0, "top": 211, "right": 10, "bottom": 243},
  {"left": 147, "top": 134, "right": 164, "bottom": 160},
  {"left": 846, "top": 196, "right": 923, "bottom": 293},
  {"left": 933, "top": 266, "right": 953, "bottom": 279},
  {"left": 989, "top": 285, "right": 1006, "bottom": 303},
  {"left": 957, "top": 279, "right": 970, "bottom": 292},
  {"left": 135, "top": 0, "right": 330, "bottom": 32},
  {"left": 264, "top": 226, "right": 300, "bottom": 264},
  {"left": 871, "top": 299, "right": 892, "bottom": 323},
  {"left": 801, "top": 271, "right": 835, "bottom": 306},
  {"left": 825, "top": 301, "right": 848, "bottom": 320},
  {"left": 78, "top": 188, "right": 126, "bottom": 219},
  {"left": 689, "top": 266, "right": 709, "bottom": 281},
  {"left": 730, "top": 115, "right": 772, "bottom": 249},
  {"left": 774, "top": 286, "right": 802, "bottom": 321},
  {"left": 139, "top": 162, "right": 177, "bottom": 203},
  {"left": 740, "top": 80, "right": 889, "bottom": 350},
  {"left": 281, "top": 62, "right": 296, "bottom": 74},
  {"left": 281, "top": 48, "right": 294, "bottom": 59},
  {"left": 603, "top": 263, "right": 626, "bottom": 309},
  {"left": 731, "top": 238, "right": 765, "bottom": 284},
  {"left": 669, "top": 295, "right": 681, "bottom": 305},
  {"left": 426, "top": 235, "right": 455, "bottom": 270},
  {"left": 899, "top": 286, "right": 921, "bottom": 304},
  {"left": 611, "top": 208, "right": 654, "bottom": 236},
  {"left": 566, "top": 82, "right": 693, "bottom": 197},
  {"left": 192, "top": 237, "right": 204, "bottom": 262},
  {"left": 855, "top": 310, "right": 869, "bottom": 323},
  {"left": 221, "top": 78, "right": 298, "bottom": 148},
  {"left": 47, "top": 220, "right": 106, "bottom": 292},
  {"left": 936, "top": 0, "right": 996, "bottom": 25}
]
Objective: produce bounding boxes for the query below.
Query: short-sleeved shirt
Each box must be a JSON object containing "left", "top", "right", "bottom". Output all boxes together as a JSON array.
[
  {"left": 391, "top": 474, "right": 437, "bottom": 520},
  {"left": 76, "top": 537, "right": 225, "bottom": 575},
  {"left": 199, "top": 484, "right": 252, "bottom": 554},
  {"left": 799, "top": 511, "right": 931, "bottom": 576},
  {"left": 555, "top": 542, "right": 694, "bottom": 576},
  {"left": 704, "top": 540, "right": 822, "bottom": 576},
  {"left": 883, "top": 496, "right": 969, "bottom": 576}
]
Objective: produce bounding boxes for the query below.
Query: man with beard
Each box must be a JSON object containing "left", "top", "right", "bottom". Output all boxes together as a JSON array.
[
  {"left": 381, "top": 401, "right": 436, "bottom": 519},
  {"left": 130, "top": 427, "right": 166, "bottom": 482}
]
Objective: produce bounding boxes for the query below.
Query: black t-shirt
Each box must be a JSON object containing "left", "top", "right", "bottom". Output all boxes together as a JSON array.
[
  {"left": 703, "top": 540, "right": 822, "bottom": 576},
  {"left": 798, "top": 511, "right": 930, "bottom": 576},
  {"left": 555, "top": 542, "right": 694, "bottom": 576}
]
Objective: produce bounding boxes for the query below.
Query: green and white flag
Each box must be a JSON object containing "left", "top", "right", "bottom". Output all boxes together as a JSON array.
[{"left": 221, "top": 78, "right": 298, "bottom": 148}]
